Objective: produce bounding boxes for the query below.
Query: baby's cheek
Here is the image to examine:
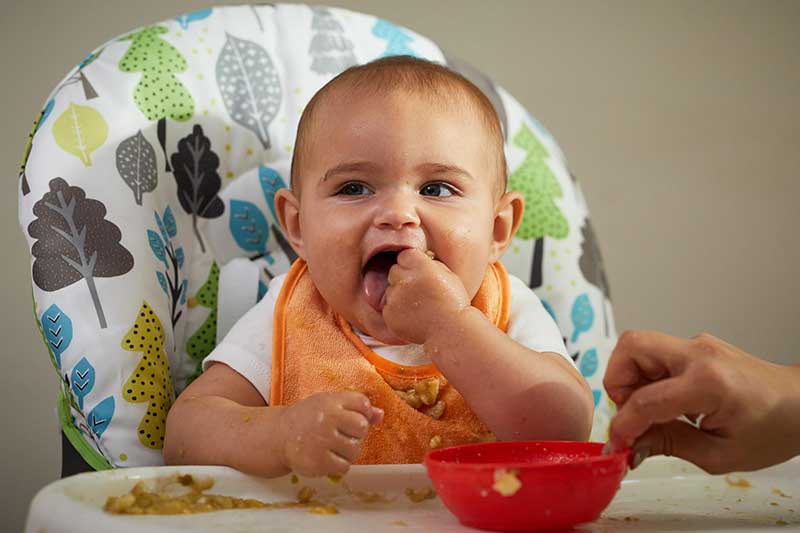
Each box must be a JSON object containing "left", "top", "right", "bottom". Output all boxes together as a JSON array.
[{"left": 437, "top": 226, "right": 491, "bottom": 295}]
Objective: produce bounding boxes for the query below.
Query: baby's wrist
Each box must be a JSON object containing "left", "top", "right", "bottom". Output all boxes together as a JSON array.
[
  {"left": 423, "top": 305, "right": 484, "bottom": 358},
  {"left": 275, "top": 406, "right": 295, "bottom": 472}
]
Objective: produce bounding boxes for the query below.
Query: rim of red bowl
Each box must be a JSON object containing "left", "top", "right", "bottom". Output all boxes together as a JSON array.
[{"left": 424, "top": 441, "right": 632, "bottom": 471}]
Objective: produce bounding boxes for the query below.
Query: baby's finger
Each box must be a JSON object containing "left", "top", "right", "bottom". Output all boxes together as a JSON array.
[
  {"left": 387, "top": 263, "right": 409, "bottom": 286},
  {"left": 336, "top": 410, "right": 371, "bottom": 440},
  {"left": 604, "top": 330, "right": 693, "bottom": 405},
  {"left": 337, "top": 391, "right": 375, "bottom": 418},
  {"left": 396, "top": 248, "right": 428, "bottom": 268},
  {"left": 330, "top": 432, "right": 363, "bottom": 463},
  {"left": 609, "top": 375, "right": 720, "bottom": 449},
  {"left": 323, "top": 449, "right": 352, "bottom": 476}
]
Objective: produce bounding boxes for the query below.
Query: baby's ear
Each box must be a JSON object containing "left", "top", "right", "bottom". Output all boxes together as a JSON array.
[
  {"left": 274, "top": 188, "right": 305, "bottom": 259},
  {"left": 490, "top": 191, "right": 524, "bottom": 262}
]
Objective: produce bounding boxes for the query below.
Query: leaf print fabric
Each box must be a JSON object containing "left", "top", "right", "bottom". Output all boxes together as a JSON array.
[{"left": 216, "top": 33, "right": 281, "bottom": 149}]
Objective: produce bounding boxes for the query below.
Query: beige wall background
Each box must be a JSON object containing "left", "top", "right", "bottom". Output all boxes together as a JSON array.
[{"left": 2, "top": 0, "right": 798, "bottom": 529}]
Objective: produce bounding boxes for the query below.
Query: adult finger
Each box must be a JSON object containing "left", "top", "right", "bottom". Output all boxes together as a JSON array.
[
  {"left": 632, "top": 420, "right": 730, "bottom": 474},
  {"left": 604, "top": 330, "right": 694, "bottom": 405},
  {"left": 608, "top": 375, "right": 721, "bottom": 449}
]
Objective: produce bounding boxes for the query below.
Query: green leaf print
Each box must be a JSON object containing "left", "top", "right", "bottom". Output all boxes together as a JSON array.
[{"left": 52, "top": 103, "right": 108, "bottom": 167}]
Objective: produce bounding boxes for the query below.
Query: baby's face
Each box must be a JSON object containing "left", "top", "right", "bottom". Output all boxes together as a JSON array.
[{"left": 294, "top": 90, "right": 502, "bottom": 344}]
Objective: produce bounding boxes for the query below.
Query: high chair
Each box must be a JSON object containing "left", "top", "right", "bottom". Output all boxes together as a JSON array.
[{"left": 17, "top": 3, "right": 616, "bottom": 476}]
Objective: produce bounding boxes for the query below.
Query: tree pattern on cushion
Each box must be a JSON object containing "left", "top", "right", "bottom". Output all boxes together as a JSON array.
[{"left": 121, "top": 301, "right": 174, "bottom": 450}]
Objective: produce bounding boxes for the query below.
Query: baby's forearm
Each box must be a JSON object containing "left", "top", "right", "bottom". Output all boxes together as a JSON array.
[
  {"left": 163, "top": 395, "right": 291, "bottom": 478},
  {"left": 424, "top": 306, "right": 594, "bottom": 441}
]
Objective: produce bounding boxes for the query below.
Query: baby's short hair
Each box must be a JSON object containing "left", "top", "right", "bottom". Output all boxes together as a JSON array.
[{"left": 290, "top": 56, "right": 507, "bottom": 197}]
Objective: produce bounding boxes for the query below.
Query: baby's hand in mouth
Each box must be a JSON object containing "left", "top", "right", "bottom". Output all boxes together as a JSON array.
[{"left": 381, "top": 248, "right": 470, "bottom": 345}]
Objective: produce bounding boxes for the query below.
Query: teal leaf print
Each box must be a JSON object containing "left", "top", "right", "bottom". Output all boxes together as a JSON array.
[
  {"left": 87, "top": 396, "right": 115, "bottom": 438},
  {"left": 154, "top": 210, "right": 169, "bottom": 245},
  {"left": 163, "top": 206, "right": 177, "bottom": 238},
  {"left": 372, "top": 19, "right": 419, "bottom": 58},
  {"left": 570, "top": 293, "right": 594, "bottom": 343},
  {"left": 175, "top": 247, "right": 185, "bottom": 269},
  {"left": 156, "top": 271, "right": 168, "bottom": 294},
  {"left": 41, "top": 303, "right": 73, "bottom": 370},
  {"left": 592, "top": 390, "right": 602, "bottom": 407},
  {"left": 147, "top": 230, "right": 166, "bottom": 264},
  {"left": 71, "top": 357, "right": 95, "bottom": 410},
  {"left": 230, "top": 199, "right": 269, "bottom": 254},
  {"left": 579, "top": 348, "right": 598, "bottom": 378},
  {"left": 175, "top": 8, "right": 212, "bottom": 30},
  {"left": 258, "top": 165, "right": 286, "bottom": 222}
]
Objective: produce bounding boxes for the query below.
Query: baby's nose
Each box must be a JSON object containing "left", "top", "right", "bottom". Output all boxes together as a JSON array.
[{"left": 374, "top": 192, "right": 420, "bottom": 230}]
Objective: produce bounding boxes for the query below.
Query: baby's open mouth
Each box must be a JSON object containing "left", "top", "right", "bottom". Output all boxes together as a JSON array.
[{"left": 362, "top": 249, "right": 401, "bottom": 312}]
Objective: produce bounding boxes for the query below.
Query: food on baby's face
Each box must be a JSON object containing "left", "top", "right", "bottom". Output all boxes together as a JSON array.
[
  {"left": 429, "top": 435, "right": 443, "bottom": 449},
  {"left": 492, "top": 468, "right": 522, "bottom": 497}
]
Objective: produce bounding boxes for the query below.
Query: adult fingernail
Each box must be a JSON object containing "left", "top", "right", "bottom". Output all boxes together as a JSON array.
[{"left": 631, "top": 447, "right": 650, "bottom": 469}]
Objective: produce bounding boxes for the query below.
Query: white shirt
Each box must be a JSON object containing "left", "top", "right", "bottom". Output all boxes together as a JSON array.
[{"left": 203, "top": 273, "right": 572, "bottom": 404}]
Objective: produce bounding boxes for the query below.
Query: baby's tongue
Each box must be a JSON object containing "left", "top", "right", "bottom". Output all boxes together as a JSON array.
[{"left": 363, "top": 252, "right": 396, "bottom": 312}]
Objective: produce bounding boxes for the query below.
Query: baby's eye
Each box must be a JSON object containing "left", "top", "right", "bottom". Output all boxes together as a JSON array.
[
  {"left": 337, "top": 182, "right": 371, "bottom": 196},
  {"left": 420, "top": 182, "right": 455, "bottom": 197}
]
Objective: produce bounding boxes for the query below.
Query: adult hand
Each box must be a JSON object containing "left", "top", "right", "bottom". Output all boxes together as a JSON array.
[{"left": 604, "top": 331, "right": 800, "bottom": 474}]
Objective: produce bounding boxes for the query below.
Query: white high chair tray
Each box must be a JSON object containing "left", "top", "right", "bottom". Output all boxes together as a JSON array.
[{"left": 26, "top": 456, "right": 800, "bottom": 532}]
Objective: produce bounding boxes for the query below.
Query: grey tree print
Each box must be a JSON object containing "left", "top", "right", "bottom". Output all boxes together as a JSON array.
[
  {"left": 170, "top": 125, "right": 224, "bottom": 253},
  {"left": 216, "top": 33, "right": 282, "bottom": 149},
  {"left": 28, "top": 178, "right": 135, "bottom": 328}
]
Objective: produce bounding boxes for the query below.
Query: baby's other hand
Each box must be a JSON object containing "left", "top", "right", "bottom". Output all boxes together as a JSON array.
[
  {"left": 278, "top": 391, "right": 383, "bottom": 477},
  {"left": 382, "top": 248, "right": 470, "bottom": 345}
]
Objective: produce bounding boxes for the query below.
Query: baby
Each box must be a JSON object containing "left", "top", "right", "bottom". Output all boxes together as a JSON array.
[{"left": 164, "top": 56, "right": 593, "bottom": 478}]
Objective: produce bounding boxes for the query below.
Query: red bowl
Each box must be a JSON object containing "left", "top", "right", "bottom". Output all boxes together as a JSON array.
[{"left": 424, "top": 441, "right": 630, "bottom": 531}]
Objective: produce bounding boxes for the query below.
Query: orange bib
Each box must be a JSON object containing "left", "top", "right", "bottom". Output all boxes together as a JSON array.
[{"left": 270, "top": 260, "right": 510, "bottom": 464}]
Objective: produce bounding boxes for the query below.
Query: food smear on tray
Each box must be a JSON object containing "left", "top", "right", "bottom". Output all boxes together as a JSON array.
[
  {"left": 104, "top": 474, "right": 336, "bottom": 515},
  {"left": 104, "top": 473, "right": 436, "bottom": 516}
]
